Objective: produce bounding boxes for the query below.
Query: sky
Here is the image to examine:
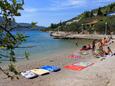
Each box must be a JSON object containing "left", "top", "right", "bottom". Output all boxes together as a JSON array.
[{"left": 15, "top": 0, "right": 115, "bottom": 26}]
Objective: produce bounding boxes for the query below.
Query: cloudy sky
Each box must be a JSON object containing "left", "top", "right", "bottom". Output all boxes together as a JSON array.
[{"left": 15, "top": 0, "right": 115, "bottom": 26}]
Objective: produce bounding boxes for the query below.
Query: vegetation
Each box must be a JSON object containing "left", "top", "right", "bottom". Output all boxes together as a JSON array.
[
  {"left": 42, "top": 2, "right": 115, "bottom": 34},
  {"left": 0, "top": 0, "right": 28, "bottom": 79},
  {"left": 31, "top": 22, "right": 37, "bottom": 28}
]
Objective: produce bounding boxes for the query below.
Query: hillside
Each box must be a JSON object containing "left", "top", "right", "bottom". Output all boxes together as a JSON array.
[
  {"left": 42, "top": 2, "right": 115, "bottom": 34},
  {"left": 13, "top": 23, "right": 45, "bottom": 31},
  {"left": 0, "top": 17, "right": 45, "bottom": 31}
]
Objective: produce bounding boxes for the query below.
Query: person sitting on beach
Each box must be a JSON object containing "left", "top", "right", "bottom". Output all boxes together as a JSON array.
[
  {"left": 106, "top": 37, "right": 114, "bottom": 45},
  {"left": 101, "top": 37, "right": 108, "bottom": 46},
  {"left": 94, "top": 40, "right": 114, "bottom": 57},
  {"left": 95, "top": 47, "right": 105, "bottom": 57},
  {"left": 94, "top": 40, "right": 105, "bottom": 57},
  {"left": 104, "top": 47, "right": 113, "bottom": 55}
]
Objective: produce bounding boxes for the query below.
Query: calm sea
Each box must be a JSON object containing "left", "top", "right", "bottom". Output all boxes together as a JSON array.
[{"left": 2, "top": 31, "right": 91, "bottom": 62}]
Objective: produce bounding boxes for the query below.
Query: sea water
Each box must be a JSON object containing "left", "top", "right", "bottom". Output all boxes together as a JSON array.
[{"left": 1, "top": 31, "right": 91, "bottom": 62}]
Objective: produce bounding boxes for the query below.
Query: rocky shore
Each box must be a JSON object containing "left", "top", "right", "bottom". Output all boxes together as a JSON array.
[{"left": 51, "top": 31, "right": 115, "bottom": 39}]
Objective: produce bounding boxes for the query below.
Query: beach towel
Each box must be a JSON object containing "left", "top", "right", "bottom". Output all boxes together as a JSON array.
[
  {"left": 21, "top": 71, "right": 38, "bottom": 79},
  {"left": 73, "top": 62, "right": 94, "bottom": 67},
  {"left": 31, "top": 69, "right": 50, "bottom": 75},
  {"left": 64, "top": 62, "right": 94, "bottom": 71},
  {"left": 67, "top": 54, "right": 81, "bottom": 58},
  {"left": 40, "top": 65, "right": 61, "bottom": 72},
  {"left": 64, "top": 65, "right": 85, "bottom": 71}
]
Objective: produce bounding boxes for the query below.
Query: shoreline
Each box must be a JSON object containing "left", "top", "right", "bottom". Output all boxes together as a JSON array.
[
  {"left": 50, "top": 31, "right": 115, "bottom": 39},
  {"left": 0, "top": 39, "right": 115, "bottom": 86},
  {"left": 0, "top": 45, "right": 101, "bottom": 86}
]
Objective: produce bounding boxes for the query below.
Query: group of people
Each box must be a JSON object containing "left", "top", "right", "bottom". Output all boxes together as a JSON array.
[{"left": 80, "top": 37, "right": 114, "bottom": 57}]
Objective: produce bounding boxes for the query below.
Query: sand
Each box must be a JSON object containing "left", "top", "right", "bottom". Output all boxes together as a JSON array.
[{"left": 0, "top": 42, "right": 115, "bottom": 86}]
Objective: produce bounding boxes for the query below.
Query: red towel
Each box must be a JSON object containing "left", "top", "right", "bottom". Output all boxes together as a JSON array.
[
  {"left": 64, "top": 65, "right": 85, "bottom": 71},
  {"left": 64, "top": 62, "right": 94, "bottom": 71},
  {"left": 67, "top": 55, "right": 81, "bottom": 58}
]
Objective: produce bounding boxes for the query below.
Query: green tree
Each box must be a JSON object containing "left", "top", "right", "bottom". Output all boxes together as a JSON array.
[
  {"left": 90, "top": 11, "right": 94, "bottom": 17},
  {"left": 83, "top": 11, "right": 90, "bottom": 18},
  {"left": 50, "top": 23, "right": 56, "bottom": 28},
  {"left": 97, "top": 8, "right": 103, "bottom": 16},
  {"left": 109, "top": 3, "right": 115, "bottom": 12},
  {"left": 0, "top": 0, "right": 27, "bottom": 79},
  {"left": 31, "top": 22, "right": 37, "bottom": 28}
]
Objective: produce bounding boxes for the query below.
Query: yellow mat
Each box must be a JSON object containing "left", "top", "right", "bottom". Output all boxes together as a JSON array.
[{"left": 31, "top": 69, "right": 49, "bottom": 75}]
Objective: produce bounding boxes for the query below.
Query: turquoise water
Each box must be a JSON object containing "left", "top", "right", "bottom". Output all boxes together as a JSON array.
[
  {"left": 2, "top": 31, "right": 91, "bottom": 62},
  {"left": 14, "top": 31, "right": 77, "bottom": 59}
]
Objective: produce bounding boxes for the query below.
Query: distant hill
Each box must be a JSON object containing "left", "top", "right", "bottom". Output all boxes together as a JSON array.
[
  {"left": 42, "top": 2, "right": 115, "bottom": 34},
  {"left": 0, "top": 17, "right": 45, "bottom": 31},
  {"left": 13, "top": 23, "right": 45, "bottom": 31}
]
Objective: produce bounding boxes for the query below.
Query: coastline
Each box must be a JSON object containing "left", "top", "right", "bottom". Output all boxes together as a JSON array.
[
  {"left": 0, "top": 1, "right": 115, "bottom": 86},
  {"left": 50, "top": 31, "right": 115, "bottom": 39}
]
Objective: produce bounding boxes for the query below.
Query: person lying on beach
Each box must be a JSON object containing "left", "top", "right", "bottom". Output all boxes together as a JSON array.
[{"left": 80, "top": 44, "right": 92, "bottom": 51}]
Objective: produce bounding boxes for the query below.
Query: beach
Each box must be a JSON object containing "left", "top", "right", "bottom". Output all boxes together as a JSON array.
[
  {"left": 0, "top": 40, "right": 115, "bottom": 86},
  {"left": 0, "top": 1, "right": 115, "bottom": 86}
]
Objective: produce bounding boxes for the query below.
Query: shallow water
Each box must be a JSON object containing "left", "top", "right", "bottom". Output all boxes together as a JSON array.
[{"left": 1, "top": 31, "right": 92, "bottom": 62}]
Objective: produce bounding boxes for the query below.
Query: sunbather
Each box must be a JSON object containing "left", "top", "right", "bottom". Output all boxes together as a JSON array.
[
  {"left": 101, "top": 37, "right": 108, "bottom": 46},
  {"left": 94, "top": 40, "right": 105, "bottom": 57},
  {"left": 106, "top": 37, "right": 114, "bottom": 45},
  {"left": 104, "top": 47, "right": 113, "bottom": 55},
  {"left": 80, "top": 44, "right": 91, "bottom": 51}
]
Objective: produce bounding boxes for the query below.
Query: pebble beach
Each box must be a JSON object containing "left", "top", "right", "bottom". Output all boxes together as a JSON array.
[{"left": 0, "top": 39, "right": 115, "bottom": 86}]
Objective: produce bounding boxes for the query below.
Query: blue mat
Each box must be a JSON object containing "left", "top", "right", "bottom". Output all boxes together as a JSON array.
[{"left": 40, "top": 65, "right": 61, "bottom": 72}]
